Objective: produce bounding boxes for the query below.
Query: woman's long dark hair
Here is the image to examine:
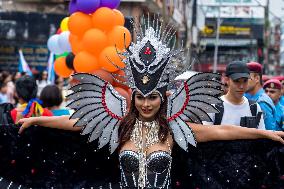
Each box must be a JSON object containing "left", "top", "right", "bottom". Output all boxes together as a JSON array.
[{"left": 118, "top": 92, "right": 170, "bottom": 149}]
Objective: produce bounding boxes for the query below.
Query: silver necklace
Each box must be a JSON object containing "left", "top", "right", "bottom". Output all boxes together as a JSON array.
[{"left": 130, "top": 119, "right": 160, "bottom": 188}]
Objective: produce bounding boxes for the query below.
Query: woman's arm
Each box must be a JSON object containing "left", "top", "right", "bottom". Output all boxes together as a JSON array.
[
  {"left": 18, "top": 116, "right": 80, "bottom": 134},
  {"left": 189, "top": 123, "right": 284, "bottom": 144}
]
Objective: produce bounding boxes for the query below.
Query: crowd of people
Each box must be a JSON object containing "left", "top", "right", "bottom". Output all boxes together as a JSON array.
[
  {"left": 0, "top": 70, "right": 71, "bottom": 123},
  {"left": 220, "top": 61, "right": 284, "bottom": 131},
  {"left": 1, "top": 60, "right": 284, "bottom": 132}
]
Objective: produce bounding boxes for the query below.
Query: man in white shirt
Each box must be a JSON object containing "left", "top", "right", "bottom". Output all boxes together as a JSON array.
[{"left": 204, "top": 61, "right": 265, "bottom": 129}]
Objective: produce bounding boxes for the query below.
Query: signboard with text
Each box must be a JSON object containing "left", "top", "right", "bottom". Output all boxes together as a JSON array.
[
  {"left": 203, "top": 6, "right": 264, "bottom": 18},
  {"left": 200, "top": 18, "right": 264, "bottom": 39},
  {"left": 197, "top": 0, "right": 267, "bottom": 6},
  {"left": 0, "top": 12, "right": 65, "bottom": 72},
  {"left": 0, "top": 44, "right": 50, "bottom": 72}
]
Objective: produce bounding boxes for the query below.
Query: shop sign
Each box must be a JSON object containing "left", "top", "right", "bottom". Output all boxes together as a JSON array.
[
  {"left": 197, "top": 0, "right": 267, "bottom": 6},
  {"left": 202, "top": 25, "right": 251, "bottom": 36},
  {"left": 202, "top": 6, "right": 264, "bottom": 18},
  {"left": 0, "top": 44, "right": 49, "bottom": 72}
]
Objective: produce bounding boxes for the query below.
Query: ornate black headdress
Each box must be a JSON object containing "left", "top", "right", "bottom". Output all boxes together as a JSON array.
[{"left": 114, "top": 15, "right": 186, "bottom": 100}]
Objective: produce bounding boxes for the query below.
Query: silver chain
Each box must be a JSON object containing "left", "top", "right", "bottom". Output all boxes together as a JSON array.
[{"left": 130, "top": 119, "right": 160, "bottom": 188}]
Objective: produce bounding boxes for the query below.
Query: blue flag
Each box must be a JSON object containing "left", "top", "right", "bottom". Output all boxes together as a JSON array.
[
  {"left": 47, "top": 52, "right": 55, "bottom": 84},
  {"left": 18, "top": 49, "right": 32, "bottom": 76}
]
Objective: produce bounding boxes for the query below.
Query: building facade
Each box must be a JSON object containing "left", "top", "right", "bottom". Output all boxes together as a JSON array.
[
  {"left": 195, "top": 0, "right": 267, "bottom": 73},
  {"left": 0, "top": 0, "right": 194, "bottom": 72}
]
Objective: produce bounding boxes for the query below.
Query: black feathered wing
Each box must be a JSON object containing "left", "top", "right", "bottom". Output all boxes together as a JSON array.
[
  {"left": 167, "top": 73, "right": 222, "bottom": 151},
  {"left": 67, "top": 73, "right": 127, "bottom": 154}
]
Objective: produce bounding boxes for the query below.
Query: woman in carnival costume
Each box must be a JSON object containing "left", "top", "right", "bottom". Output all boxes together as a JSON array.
[{"left": 16, "top": 18, "right": 284, "bottom": 189}]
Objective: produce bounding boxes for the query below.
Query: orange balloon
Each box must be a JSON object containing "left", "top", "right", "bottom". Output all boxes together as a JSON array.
[
  {"left": 68, "top": 12, "right": 93, "bottom": 37},
  {"left": 99, "top": 46, "right": 125, "bottom": 73},
  {"left": 82, "top": 29, "right": 108, "bottom": 55},
  {"left": 113, "top": 9, "right": 125, "bottom": 26},
  {"left": 115, "top": 87, "right": 130, "bottom": 108},
  {"left": 92, "top": 69, "right": 114, "bottom": 85},
  {"left": 69, "top": 34, "right": 83, "bottom": 54},
  {"left": 108, "top": 26, "right": 131, "bottom": 49},
  {"left": 74, "top": 51, "right": 100, "bottom": 73},
  {"left": 54, "top": 57, "right": 73, "bottom": 78},
  {"left": 92, "top": 7, "right": 116, "bottom": 32}
]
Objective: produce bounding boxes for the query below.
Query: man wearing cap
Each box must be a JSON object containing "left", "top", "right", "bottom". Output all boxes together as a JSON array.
[
  {"left": 272, "top": 76, "right": 284, "bottom": 106},
  {"left": 263, "top": 79, "right": 284, "bottom": 131},
  {"left": 245, "top": 62, "right": 276, "bottom": 130},
  {"left": 204, "top": 61, "right": 265, "bottom": 129}
]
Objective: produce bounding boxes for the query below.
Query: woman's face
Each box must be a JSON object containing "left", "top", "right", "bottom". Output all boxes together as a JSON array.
[
  {"left": 134, "top": 91, "right": 161, "bottom": 121},
  {"left": 42, "top": 71, "right": 48, "bottom": 80}
]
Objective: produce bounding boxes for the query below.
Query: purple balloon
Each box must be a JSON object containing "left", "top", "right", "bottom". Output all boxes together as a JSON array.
[
  {"left": 77, "top": 0, "right": 101, "bottom": 14},
  {"left": 69, "top": 0, "right": 77, "bottom": 14},
  {"left": 100, "top": 0, "right": 120, "bottom": 9}
]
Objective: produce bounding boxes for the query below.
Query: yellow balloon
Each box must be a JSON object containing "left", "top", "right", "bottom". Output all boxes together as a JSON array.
[{"left": 60, "top": 17, "right": 69, "bottom": 31}]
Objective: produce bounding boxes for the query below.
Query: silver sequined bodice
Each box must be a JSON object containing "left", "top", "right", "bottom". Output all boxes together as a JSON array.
[{"left": 119, "top": 150, "right": 172, "bottom": 189}]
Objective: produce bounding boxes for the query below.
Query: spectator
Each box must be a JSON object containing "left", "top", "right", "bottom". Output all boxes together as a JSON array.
[
  {"left": 204, "top": 61, "right": 265, "bottom": 129},
  {"left": 55, "top": 76, "right": 65, "bottom": 90},
  {"left": 13, "top": 72, "right": 22, "bottom": 81},
  {"left": 40, "top": 85, "right": 70, "bottom": 116},
  {"left": 2, "top": 72, "right": 16, "bottom": 104},
  {"left": 36, "top": 70, "right": 50, "bottom": 96},
  {"left": 272, "top": 76, "right": 284, "bottom": 106},
  {"left": 263, "top": 79, "right": 284, "bottom": 131},
  {"left": 10, "top": 75, "right": 53, "bottom": 123},
  {"left": 245, "top": 62, "right": 276, "bottom": 130},
  {"left": 0, "top": 82, "right": 8, "bottom": 104},
  {"left": 221, "top": 74, "right": 229, "bottom": 95}
]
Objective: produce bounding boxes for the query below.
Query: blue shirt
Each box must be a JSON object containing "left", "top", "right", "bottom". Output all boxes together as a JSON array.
[
  {"left": 275, "top": 102, "right": 284, "bottom": 131},
  {"left": 51, "top": 109, "right": 70, "bottom": 116},
  {"left": 245, "top": 88, "right": 276, "bottom": 130},
  {"left": 0, "top": 93, "right": 8, "bottom": 104},
  {"left": 279, "top": 96, "right": 284, "bottom": 106}
]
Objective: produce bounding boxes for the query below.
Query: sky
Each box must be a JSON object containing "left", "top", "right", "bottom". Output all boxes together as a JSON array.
[{"left": 269, "top": 0, "right": 284, "bottom": 23}]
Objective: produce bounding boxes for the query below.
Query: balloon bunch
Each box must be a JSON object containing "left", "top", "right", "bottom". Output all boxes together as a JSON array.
[{"left": 47, "top": 0, "right": 132, "bottom": 105}]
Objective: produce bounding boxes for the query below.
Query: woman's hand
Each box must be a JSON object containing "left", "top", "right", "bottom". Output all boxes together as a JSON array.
[
  {"left": 263, "top": 130, "right": 284, "bottom": 144},
  {"left": 17, "top": 117, "right": 37, "bottom": 134},
  {"left": 190, "top": 123, "right": 284, "bottom": 144},
  {"left": 17, "top": 116, "right": 79, "bottom": 134}
]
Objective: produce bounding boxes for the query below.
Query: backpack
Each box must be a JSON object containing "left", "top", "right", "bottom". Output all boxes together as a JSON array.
[
  {"left": 213, "top": 100, "right": 261, "bottom": 128},
  {"left": 0, "top": 103, "right": 14, "bottom": 125}
]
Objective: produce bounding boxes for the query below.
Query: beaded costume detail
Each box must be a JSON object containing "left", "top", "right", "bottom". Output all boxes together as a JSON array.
[{"left": 119, "top": 150, "right": 172, "bottom": 189}]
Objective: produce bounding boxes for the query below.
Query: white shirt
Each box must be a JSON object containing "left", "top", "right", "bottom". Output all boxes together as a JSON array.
[
  {"left": 37, "top": 80, "right": 51, "bottom": 97},
  {"left": 204, "top": 96, "right": 265, "bottom": 130}
]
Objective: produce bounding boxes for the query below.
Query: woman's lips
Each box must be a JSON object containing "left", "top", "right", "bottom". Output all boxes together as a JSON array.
[{"left": 142, "top": 109, "right": 152, "bottom": 114}]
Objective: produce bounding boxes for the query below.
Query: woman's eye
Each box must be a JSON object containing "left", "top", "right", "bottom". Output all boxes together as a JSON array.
[
  {"left": 149, "top": 95, "right": 158, "bottom": 100},
  {"left": 136, "top": 95, "right": 143, "bottom": 99}
]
